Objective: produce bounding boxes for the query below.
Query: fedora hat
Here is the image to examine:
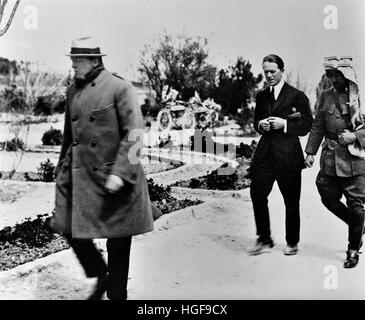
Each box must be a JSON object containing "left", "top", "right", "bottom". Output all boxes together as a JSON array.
[{"left": 66, "top": 36, "right": 106, "bottom": 57}]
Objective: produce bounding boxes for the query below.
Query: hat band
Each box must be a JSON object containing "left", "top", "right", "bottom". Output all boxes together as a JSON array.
[{"left": 70, "top": 47, "right": 101, "bottom": 55}]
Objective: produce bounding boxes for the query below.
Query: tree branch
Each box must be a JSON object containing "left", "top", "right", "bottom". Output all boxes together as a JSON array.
[{"left": 0, "top": 0, "right": 20, "bottom": 37}]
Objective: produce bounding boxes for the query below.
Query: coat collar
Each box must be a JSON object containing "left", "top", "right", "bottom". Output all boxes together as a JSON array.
[{"left": 90, "top": 69, "right": 109, "bottom": 87}]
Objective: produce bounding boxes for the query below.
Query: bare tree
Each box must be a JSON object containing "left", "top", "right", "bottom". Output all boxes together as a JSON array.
[{"left": 0, "top": 0, "right": 20, "bottom": 37}]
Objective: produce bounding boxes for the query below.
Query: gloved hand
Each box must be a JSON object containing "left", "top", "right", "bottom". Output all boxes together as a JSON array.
[{"left": 105, "top": 174, "right": 125, "bottom": 193}]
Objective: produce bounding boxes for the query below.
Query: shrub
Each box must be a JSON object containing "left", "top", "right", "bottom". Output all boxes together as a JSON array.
[
  {"left": 0, "top": 214, "right": 55, "bottom": 248},
  {"left": 3, "top": 137, "right": 25, "bottom": 151},
  {"left": 37, "top": 159, "right": 56, "bottom": 182},
  {"left": 147, "top": 178, "right": 174, "bottom": 203},
  {"left": 41, "top": 127, "right": 63, "bottom": 146},
  {"left": 205, "top": 163, "right": 239, "bottom": 190},
  {"left": 147, "top": 178, "right": 203, "bottom": 214},
  {"left": 33, "top": 95, "right": 66, "bottom": 115}
]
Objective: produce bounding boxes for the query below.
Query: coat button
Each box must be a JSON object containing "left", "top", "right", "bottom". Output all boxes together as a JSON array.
[
  {"left": 93, "top": 165, "right": 98, "bottom": 171},
  {"left": 71, "top": 115, "right": 78, "bottom": 121},
  {"left": 91, "top": 140, "right": 97, "bottom": 147},
  {"left": 73, "top": 141, "right": 79, "bottom": 146},
  {"left": 89, "top": 116, "right": 95, "bottom": 122}
]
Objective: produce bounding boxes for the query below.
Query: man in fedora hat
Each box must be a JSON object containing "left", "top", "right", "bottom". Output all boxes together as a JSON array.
[
  {"left": 305, "top": 56, "right": 365, "bottom": 268},
  {"left": 49, "top": 36, "right": 159, "bottom": 299}
]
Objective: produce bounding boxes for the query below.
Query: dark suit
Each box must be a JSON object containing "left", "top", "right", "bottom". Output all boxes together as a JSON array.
[{"left": 250, "top": 82, "right": 313, "bottom": 245}]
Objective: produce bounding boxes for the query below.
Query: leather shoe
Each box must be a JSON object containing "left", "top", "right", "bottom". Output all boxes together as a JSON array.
[
  {"left": 88, "top": 275, "right": 109, "bottom": 300},
  {"left": 284, "top": 244, "right": 298, "bottom": 256},
  {"left": 248, "top": 237, "right": 274, "bottom": 256},
  {"left": 344, "top": 250, "right": 359, "bottom": 269}
]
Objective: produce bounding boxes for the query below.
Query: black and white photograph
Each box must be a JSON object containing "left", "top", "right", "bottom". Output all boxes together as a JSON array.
[{"left": 0, "top": 0, "right": 365, "bottom": 303}]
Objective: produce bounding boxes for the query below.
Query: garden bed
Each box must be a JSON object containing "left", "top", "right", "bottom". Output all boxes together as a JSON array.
[
  {"left": 0, "top": 179, "right": 202, "bottom": 271},
  {"left": 0, "top": 156, "right": 184, "bottom": 182},
  {"left": 171, "top": 157, "right": 251, "bottom": 190}
]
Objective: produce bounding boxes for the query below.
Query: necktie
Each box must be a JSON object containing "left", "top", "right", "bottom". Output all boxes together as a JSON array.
[
  {"left": 271, "top": 87, "right": 275, "bottom": 101},
  {"left": 269, "top": 87, "right": 275, "bottom": 113}
]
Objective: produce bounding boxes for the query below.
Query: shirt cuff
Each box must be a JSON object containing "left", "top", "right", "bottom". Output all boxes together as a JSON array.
[{"left": 283, "top": 120, "right": 287, "bottom": 133}]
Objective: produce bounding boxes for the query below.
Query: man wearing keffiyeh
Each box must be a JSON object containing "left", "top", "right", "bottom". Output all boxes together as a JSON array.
[{"left": 305, "top": 56, "right": 365, "bottom": 268}]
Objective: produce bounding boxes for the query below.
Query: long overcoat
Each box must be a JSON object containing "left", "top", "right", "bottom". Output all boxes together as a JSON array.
[
  {"left": 305, "top": 87, "right": 365, "bottom": 177},
  {"left": 51, "top": 69, "right": 154, "bottom": 238}
]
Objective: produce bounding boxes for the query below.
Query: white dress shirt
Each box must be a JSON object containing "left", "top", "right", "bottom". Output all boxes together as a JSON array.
[
  {"left": 270, "top": 77, "right": 285, "bottom": 100},
  {"left": 259, "top": 77, "right": 287, "bottom": 133},
  {"left": 271, "top": 77, "right": 287, "bottom": 132}
]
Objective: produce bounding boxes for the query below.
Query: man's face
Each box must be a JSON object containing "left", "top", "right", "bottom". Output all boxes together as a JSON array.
[
  {"left": 262, "top": 61, "right": 283, "bottom": 87},
  {"left": 71, "top": 57, "right": 96, "bottom": 79},
  {"left": 325, "top": 69, "right": 348, "bottom": 91}
]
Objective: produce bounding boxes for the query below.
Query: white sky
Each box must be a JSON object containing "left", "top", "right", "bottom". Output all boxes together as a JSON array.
[{"left": 0, "top": 0, "right": 364, "bottom": 91}]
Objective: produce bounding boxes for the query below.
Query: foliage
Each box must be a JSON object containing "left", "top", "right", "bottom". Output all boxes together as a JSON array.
[
  {"left": 0, "top": 0, "right": 20, "bottom": 37},
  {"left": 172, "top": 161, "right": 251, "bottom": 191},
  {"left": 37, "top": 159, "right": 56, "bottom": 182},
  {"left": 1, "top": 137, "right": 25, "bottom": 151},
  {"left": 232, "top": 105, "right": 256, "bottom": 135},
  {"left": 212, "top": 58, "right": 262, "bottom": 116},
  {"left": 147, "top": 178, "right": 203, "bottom": 214},
  {"left": 41, "top": 127, "right": 63, "bottom": 146},
  {"left": 0, "top": 214, "right": 55, "bottom": 248},
  {"left": 205, "top": 164, "right": 239, "bottom": 190},
  {"left": 190, "top": 129, "right": 257, "bottom": 158},
  {"left": 147, "top": 178, "right": 174, "bottom": 202},
  {"left": 141, "top": 98, "right": 162, "bottom": 118},
  {"left": 138, "top": 31, "right": 217, "bottom": 104},
  {"left": 0, "top": 57, "right": 18, "bottom": 77},
  {"left": 0, "top": 60, "right": 68, "bottom": 114},
  {"left": 33, "top": 95, "right": 66, "bottom": 115}
]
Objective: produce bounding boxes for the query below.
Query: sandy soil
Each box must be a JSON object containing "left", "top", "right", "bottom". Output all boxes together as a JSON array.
[{"left": 1, "top": 161, "right": 365, "bottom": 300}]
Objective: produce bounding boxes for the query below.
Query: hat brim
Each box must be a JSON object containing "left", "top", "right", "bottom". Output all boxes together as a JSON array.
[{"left": 65, "top": 53, "right": 106, "bottom": 57}]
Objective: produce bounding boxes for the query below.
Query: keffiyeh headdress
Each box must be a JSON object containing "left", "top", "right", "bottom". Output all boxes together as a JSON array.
[{"left": 323, "top": 56, "right": 364, "bottom": 129}]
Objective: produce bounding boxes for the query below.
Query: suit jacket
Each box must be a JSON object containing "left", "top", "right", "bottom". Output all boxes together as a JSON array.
[
  {"left": 251, "top": 82, "right": 313, "bottom": 172},
  {"left": 305, "top": 87, "right": 365, "bottom": 177},
  {"left": 52, "top": 69, "right": 155, "bottom": 239}
]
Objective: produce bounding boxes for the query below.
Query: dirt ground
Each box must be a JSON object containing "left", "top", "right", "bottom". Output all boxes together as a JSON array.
[
  {"left": 1, "top": 119, "right": 365, "bottom": 300},
  {"left": 1, "top": 164, "right": 365, "bottom": 300}
]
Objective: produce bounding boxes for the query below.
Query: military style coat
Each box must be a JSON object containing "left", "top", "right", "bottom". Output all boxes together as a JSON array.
[
  {"left": 305, "top": 87, "right": 365, "bottom": 177},
  {"left": 52, "top": 69, "right": 155, "bottom": 238},
  {"left": 251, "top": 82, "right": 313, "bottom": 172}
]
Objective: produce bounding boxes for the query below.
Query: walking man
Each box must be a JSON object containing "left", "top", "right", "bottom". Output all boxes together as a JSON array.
[
  {"left": 249, "top": 54, "right": 313, "bottom": 255},
  {"left": 305, "top": 56, "right": 365, "bottom": 268},
  {"left": 49, "top": 36, "right": 157, "bottom": 299}
]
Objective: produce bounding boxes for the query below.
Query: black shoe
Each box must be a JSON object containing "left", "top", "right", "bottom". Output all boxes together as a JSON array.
[
  {"left": 344, "top": 250, "right": 359, "bottom": 269},
  {"left": 284, "top": 244, "right": 298, "bottom": 256},
  {"left": 248, "top": 237, "right": 274, "bottom": 256},
  {"left": 88, "top": 275, "right": 109, "bottom": 300},
  {"left": 107, "top": 291, "right": 128, "bottom": 300}
]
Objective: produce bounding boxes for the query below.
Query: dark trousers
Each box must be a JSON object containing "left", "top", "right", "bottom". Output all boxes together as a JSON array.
[
  {"left": 316, "top": 171, "right": 365, "bottom": 251},
  {"left": 64, "top": 235, "right": 132, "bottom": 300},
  {"left": 250, "top": 156, "right": 302, "bottom": 245}
]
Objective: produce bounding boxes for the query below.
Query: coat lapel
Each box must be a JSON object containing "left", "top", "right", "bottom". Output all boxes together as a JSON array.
[{"left": 271, "top": 82, "right": 290, "bottom": 113}]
